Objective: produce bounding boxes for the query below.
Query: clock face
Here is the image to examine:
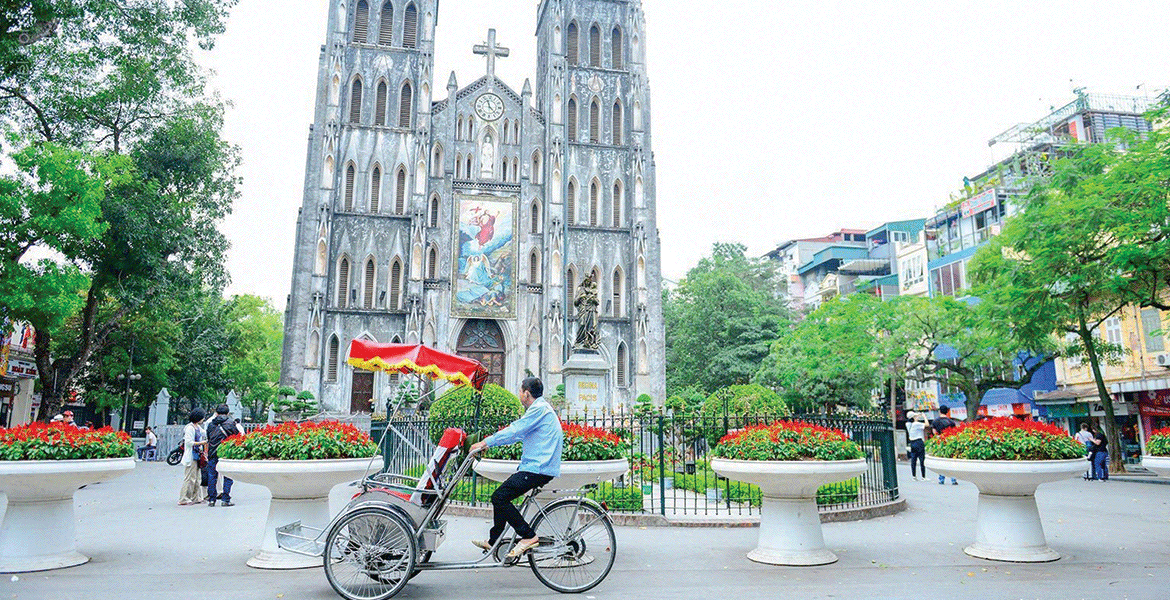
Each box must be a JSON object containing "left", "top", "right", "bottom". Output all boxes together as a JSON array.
[{"left": 475, "top": 93, "right": 504, "bottom": 121}]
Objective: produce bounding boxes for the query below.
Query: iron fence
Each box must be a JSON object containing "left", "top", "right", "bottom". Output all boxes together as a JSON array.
[{"left": 371, "top": 413, "right": 899, "bottom": 517}]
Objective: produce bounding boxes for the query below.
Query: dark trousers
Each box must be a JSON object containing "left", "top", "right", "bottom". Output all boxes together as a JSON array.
[
  {"left": 207, "top": 455, "right": 233, "bottom": 502},
  {"left": 1091, "top": 451, "right": 1109, "bottom": 480},
  {"left": 489, "top": 471, "right": 553, "bottom": 542},
  {"left": 908, "top": 439, "right": 926, "bottom": 477}
]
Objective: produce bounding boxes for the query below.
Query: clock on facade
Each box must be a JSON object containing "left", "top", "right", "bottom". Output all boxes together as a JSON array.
[{"left": 475, "top": 93, "right": 504, "bottom": 121}]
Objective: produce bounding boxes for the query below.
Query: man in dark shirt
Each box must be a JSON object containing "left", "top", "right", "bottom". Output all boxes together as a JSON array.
[
  {"left": 206, "top": 404, "right": 243, "bottom": 506},
  {"left": 931, "top": 405, "right": 959, "bottom": 485},
  {"left": 1089, "top": 427, "right": 1109, "bottom": 481}
]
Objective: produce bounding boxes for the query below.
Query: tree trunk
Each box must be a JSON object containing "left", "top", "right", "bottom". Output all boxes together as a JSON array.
[
  {"left": 962, "top": 382, "right": 980, "bottom": 423},
  {"left": 1080, "top": 312, "right": 1126, "bottom": 474}
]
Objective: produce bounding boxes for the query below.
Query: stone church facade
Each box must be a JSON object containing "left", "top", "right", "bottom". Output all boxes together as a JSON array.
[{"left": 280, "top": 0, "right": 665, "bottom": 413}]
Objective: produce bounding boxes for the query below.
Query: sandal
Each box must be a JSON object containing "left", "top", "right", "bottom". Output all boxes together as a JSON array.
[{"left": 506, "top": 538, "right": 540, "bottom": 559}]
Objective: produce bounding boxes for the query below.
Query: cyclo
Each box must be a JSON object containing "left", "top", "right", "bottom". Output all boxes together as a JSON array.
[{"left": 274, "top": 341, "right": 617, "bottom": 599}]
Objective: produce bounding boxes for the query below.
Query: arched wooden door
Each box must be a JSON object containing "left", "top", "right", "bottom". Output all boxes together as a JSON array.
[{"left": 457, "top": 319, "right": 506, "bottom": 388}]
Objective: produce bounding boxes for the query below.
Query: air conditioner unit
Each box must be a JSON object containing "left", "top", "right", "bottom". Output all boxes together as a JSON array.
[{"left": 1156, "top": 353, "right": 1170, "bottom": 368}]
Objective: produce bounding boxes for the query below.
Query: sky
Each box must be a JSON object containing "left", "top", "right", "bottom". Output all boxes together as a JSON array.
[{"left": 202, "top": 0, "right": 1170, "bottom": 308}]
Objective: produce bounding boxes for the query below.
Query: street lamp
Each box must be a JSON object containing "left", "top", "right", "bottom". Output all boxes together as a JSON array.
[{"left": 117, "top": 370, "right": 142, "bottom": 432}]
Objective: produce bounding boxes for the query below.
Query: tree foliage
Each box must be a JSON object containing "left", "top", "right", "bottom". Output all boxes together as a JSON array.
[{"left": 664, "top": 243, "right": 788, "bottom": 394}]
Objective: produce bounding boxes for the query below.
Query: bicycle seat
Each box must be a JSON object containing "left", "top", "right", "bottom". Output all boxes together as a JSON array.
[{"left": 385, "top": 427, "right": 466, "bottom": 507}]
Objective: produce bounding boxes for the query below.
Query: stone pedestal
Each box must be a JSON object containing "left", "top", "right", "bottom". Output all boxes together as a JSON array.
[{"left": 563, "top": 350, "right": 610, "bottom": 414}]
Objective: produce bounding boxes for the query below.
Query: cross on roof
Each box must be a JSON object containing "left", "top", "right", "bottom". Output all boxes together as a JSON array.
[{"left": 473, "top": 28, "right": 510, "bottom": 78}]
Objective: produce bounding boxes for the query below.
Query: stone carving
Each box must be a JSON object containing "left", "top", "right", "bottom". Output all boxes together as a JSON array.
[{"left": 573, "top": 272, "right": 599, "bottom": 350}]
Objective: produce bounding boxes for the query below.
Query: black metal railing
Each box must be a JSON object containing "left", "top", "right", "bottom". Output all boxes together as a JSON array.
[{"left": 370, "top": 412, "right": 899, "bottom": 517}]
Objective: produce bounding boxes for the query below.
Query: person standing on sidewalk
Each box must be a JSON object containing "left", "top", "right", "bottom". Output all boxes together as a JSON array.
[
  {"left": 906, "top": 412, "right": 927, "bottom": 481},
  {"left": 178, "top": 409, "right": 208, "bottom": 505},
  {"left": 1089, "top": 426, "right": 1109, "bottom": 481},
  {"left": 206, "top": 404, "right": 242, "bottom": 507},
  {"left": 931, "top": 405, "right": 959, "bottom": 485}
]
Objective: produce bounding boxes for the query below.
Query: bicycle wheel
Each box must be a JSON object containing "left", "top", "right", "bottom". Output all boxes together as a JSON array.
[
  {"left": 528, "top": 499, "right": 616, "bottom": 594},
  {"left": 324, "top": 507, "right": 417, "bottom": 600}
]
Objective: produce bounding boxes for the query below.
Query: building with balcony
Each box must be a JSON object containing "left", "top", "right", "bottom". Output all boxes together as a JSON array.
[{"left": 764, "top": 229, "right": 867, "bottom": 311}]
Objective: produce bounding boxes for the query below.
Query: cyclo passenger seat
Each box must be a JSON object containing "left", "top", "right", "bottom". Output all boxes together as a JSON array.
[{"left": 378, "top": 427, "right": 466, "bottom": 508}]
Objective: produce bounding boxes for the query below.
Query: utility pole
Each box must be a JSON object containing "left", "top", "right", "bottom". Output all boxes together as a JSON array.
[{"left": 117, "top": 344, "right": 142, "bottom": 433}]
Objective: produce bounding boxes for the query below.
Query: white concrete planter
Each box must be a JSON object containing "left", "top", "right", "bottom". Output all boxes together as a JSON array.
[
  {"left": 473, "top": 458, "right": 629, "bottom": 499},
  {"left": 0, "top": 457, "right": 135, "bottom": 573},
  {"left": 925, "top": 455, "right": 1085, "bottom": 562},
  {"left": 1140, "top": 455, "right": 1170, "bottom": 478},
  {"left": 218, "top": 456, "right": 381, "bottom": 569},
  {"left": 710, "top": 457, "right": 867, "bottom": 566}
]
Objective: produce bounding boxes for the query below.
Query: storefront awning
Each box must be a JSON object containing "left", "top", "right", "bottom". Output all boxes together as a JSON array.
[
  {"left": 1034, "top": 386, "right": 1098, "bottom": 404},
  {"left": 1111, "top": 378, "right": 1170, "bottom": 394}
]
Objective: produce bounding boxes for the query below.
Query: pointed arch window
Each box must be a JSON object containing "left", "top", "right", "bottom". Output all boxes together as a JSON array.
[
  {"left": 566, "top": 266, "right": 577, "bottom": 314},
  {"left": 530, "top": 200, "right": 541, "bottom": 234},
  {"left": 431, "top": 144, "right": 442, "bottom": 177},
  {"left": 589, "top": 99, "right": 600, "bottom": 143},
  {"left": 465, "top": 156, "right": 472, "bottom": 177},
  {"left": 353, "top": 0, "right": 369, "bottom": 43},
  {"left": 363, "top": 258, "right": 376, "bottom": 308},
  {"left": 327, "top": 335, "right": 340, "bottom": 381},
  {"left": 427, "top": 246, "right": 438, "bottom": 279},
  {"left": 344, "top": 163, "right": 356, "bottom": 211},
  {"left": 375, "top": 81, "right": 388, "bottom": 126},
  {"left": 567, "top": 179, "right": 577, "bottom": 225},
  {"left": 349, "top": 78, "right": 363, "bottom": 124},
  {"left": 501, "top": 119, "right": 509, "bottom": 144},
  {"left": 379, "top": 2, "right": 393, "bottom": 45},
  {"left": 511, "top": 158, "right": 518, "bottom": 183},
  {"left": 455, "top": 154, "right": 463, "bottom": 178},
  {"left": 307, "top": 331, "right": 320, "bottom": 367},
  {"left": 612, "top": 101, "right": 622, "bottom": 145},
  {"left": 389, "top": 258, "right": 403, "bottom": 309},
  {"left": 456, "top": 116, "right": 464, "bottom": 141},
  {"left": 531, "top": 150, "right": 542, "bottom": 184},
  {"left": 337, "top": 256, "right": 351, "bottom": 307},
  {"left": 370, "top": 165, "right": 381, "bottom": 212},
  {"left": 589, "top": 180, "right": 599, "bottom": 226},
  {"left": 315, "top": 240, "right": 327, "bottom": 275},
  {"left": 566, "top": 22, "right": 579, "bottom": 65},
  {"left": 567, "top": 98, "right": 577, "bottom": 142},
  {"left": 589, "top": 24, "right": 601, "bottom": 67},
  {"left": 399, "top": 81, "right": 413, "bottom": 128},
  {"left": 612, "top": 268, "right": 623, "bottom": 316},
  {"left": 402, "top": 3, "right": 418, "bottom": 48},
  {"left": 612, "top": 180, "right": 622, "bottom": 227},
  {"left": 395, "top": 167, "right": 407, "bottom": 214},
  {"left": 530, "top": 249, "right": 541, "bottom": 283},
  {"left": 616, "top": 342, "right": 628, "bottom": 386},
  {"left": 429, "top": 195, "right": 440, "bottom": 227},
  {"left": 612, "top": 26, "right": 623, "bottom": 69},
  {"left": 467, "top": 115, "right": 476, "bottom": 139}
]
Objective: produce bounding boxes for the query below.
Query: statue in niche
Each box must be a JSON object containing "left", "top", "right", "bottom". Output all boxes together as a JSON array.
[
  {"left": 479, "top": 132, "right": 495, "bottom": 179},
  {"left": 573, "top": 273, "right": 599, "bottom": 350}
]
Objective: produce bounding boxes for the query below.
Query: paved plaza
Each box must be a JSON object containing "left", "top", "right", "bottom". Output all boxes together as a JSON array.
[{"left": 3, "top": 462, "right": 1167, "bottom": 600}]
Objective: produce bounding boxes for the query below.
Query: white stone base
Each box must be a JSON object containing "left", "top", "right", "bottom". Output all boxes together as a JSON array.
[
  {"left": 247, "top": 497, "right": 329, "bottom": 570},
  {"left": 1141, "top": 455, "right": 1170, "bottom": 478},
  {"left": 966, "top": 493, "right": 1060, "bottom": 562},
  {"left": 749, "top": 497, "right": 838, "bottom": 566}
]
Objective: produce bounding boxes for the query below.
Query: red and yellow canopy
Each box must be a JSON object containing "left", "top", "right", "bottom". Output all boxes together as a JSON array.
[{"left": 347, "top": 341, "right": 488, "bottom": 391}]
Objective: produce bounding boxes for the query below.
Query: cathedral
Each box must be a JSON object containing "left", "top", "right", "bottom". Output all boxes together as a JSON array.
[{"left": 280, "top": 0, "right": 665, "bottom": 413}]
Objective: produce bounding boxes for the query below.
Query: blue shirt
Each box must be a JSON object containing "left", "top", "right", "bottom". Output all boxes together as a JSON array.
[{"left": 484, "top": 398, "right": 563, "bottom": 477}]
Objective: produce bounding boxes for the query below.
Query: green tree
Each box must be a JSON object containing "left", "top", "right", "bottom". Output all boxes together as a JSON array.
[
  {"left": 222, "top": 294, "right": 283, "bottom": 417},
  {"left": 664, "top": 243, "right": 788, "bottom": 394},
  {"left": 890, "top": 295, "right": 1058, "bottom": 422},
  {"left": 968, "top": 138, "right": 1157, "bottom": 472},
  {"left": 755, "top": 294, "right": 888, "bottom": 414}
]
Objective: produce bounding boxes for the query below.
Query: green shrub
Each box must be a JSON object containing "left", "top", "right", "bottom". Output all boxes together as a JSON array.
[
  {"left": 428, "top": 384, "right": 522, "bottom": 443},
  {"left": 671, "top": 468, "right": 856, "bottom": 507},
  {"left": 925, "top": 418, "right": 1085, "bottom": 460},
  {"left": 700, "top": 384, "right": 790, "bottom": 445},
  {"left": 1146, "top": 427, "right": 1170, "bottom": 457},
  {"left": 448, "top": 478, "right": 641, "bottom": 511},
  {"left": 712, "top": 421, "right": 864, "bottom": 461}
]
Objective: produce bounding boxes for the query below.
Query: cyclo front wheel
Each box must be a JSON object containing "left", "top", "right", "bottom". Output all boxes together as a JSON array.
[
  {"left": 324, "top": 506, "right": 417, "bottom": 600},
  {"left": 527, "top": 498, "right": 616, "bottom": 593}
]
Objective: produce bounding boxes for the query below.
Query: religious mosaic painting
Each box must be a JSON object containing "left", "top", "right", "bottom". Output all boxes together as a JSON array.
[{"left": 452, "top": 194, "right": 517, "bottom": 318}]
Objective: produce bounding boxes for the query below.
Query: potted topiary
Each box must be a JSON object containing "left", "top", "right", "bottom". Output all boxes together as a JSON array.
[
  {"left": 216, "top": 421, "right": 380, "bottom": 569},
  {"left": 474, "top": 423, "right": 631, "bottom": 498},
  {"left": 709, "top": 420, "right": 866, "bottom": 566},
  {"left": 1140, "top": 427, "right": 1170, "bottom": 477},
  {"left": 293, "top": 390, "right": 318, "bottom": 416},
  {"left": 273, "top": 386, "right": 299, "bottom": 421},
  {"left": 924, "top": 417, "right": 1087, "bottom": 562},
  {"left": 0, "top": 423, "right": 135, "bottom": 572}
]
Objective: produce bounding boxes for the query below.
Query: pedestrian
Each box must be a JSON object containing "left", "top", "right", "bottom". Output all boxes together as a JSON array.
[
  {"left": 1089, "top": 426, "right": 1109, "bottom": 481},
  {"left": 468, "top": 377, "right": 562, "bottom": 558},
  {"left": 906, "top": 412, "right": 927, "bottom": 481},
  {"left": 931, "top": 405, "right": 959, "bottom": 485},
  {"left": 1074, "top": 422, "right": 1094, "bottom": 449},
  {"left": 62, "top": 410, "right": 74, "bottom": 426},
  {"left": 178, "top": 409, "right": 208, "bottom": 505},
  {"left": 205, "top": 404, "right": 242, "bottom": 507},
  {"left": 137, "top": 426, "right": 158, "bottom": 461}
]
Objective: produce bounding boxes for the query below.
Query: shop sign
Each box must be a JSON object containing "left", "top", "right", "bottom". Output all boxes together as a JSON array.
[
  {"left": 0, "top": 380, "right": 14, "bottom": 403},
  {"left": 6, "top": 359, "right": 36, "bottom": 379},
  {"left": 961, "top": 188, "right": 998, "bottom": 217},
  {"left": 1138, "top": 389, "right": 1170, "bottom": 417},
  {"left": 1090, "top": 401, "right": 1133, "bottom": 417},
  {"left": 949, "top": 406, "right": 968, "bottom": 421},
  {"left": 986, "top": 404, "right": 1013, "bottom": 417},
  {"left": 1046, "top": 404, "right": 1089, "bottom": 418}
]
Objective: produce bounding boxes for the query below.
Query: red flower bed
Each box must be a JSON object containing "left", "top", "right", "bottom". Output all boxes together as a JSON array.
[
  {"left": 217, "top": 421, "right": 378, "bottom": 460},
  {"left": 486, "top": 421, "right": 628, "bottom": 461},
  {"left": 1147, "top": 427, "right": 1170, "bottom": 457},
  {"left": 0, "top": 423, "right": 133, "bottom": 460},
  {"left": 712, "top": 421, "right": 864, "bottom": 461},
  {"left": 926, "top": 417, "right": 1086, "bottom": 460}
]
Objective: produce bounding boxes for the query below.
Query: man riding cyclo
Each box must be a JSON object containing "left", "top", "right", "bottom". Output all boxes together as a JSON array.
[{"left": 468, "top": 377, "right": 562, "bottom": 559}]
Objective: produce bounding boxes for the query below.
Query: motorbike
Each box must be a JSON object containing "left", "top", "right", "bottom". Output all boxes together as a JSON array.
[{"left": 166, "top": 442, "right": 185, "bottom": 466}]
